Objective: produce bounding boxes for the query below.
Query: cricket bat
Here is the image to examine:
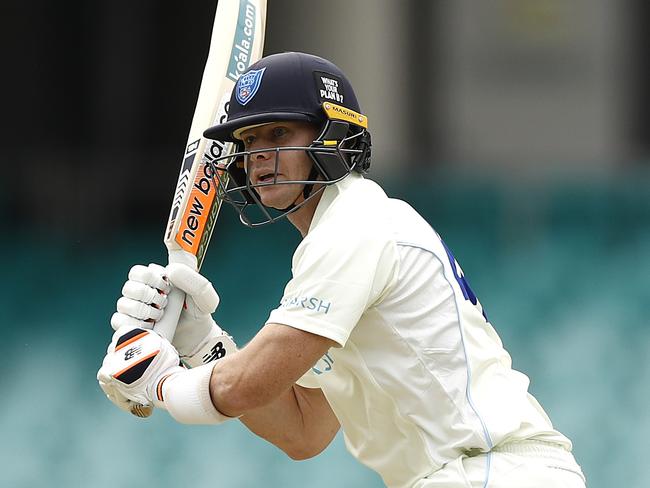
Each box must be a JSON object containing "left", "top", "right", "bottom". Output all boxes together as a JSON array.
[{"left": 155, "top": 0, "right": 267, "bottom": 342}]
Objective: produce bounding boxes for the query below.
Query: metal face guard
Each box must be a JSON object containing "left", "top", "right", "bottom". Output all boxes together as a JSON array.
[{"left": 208, "top": 139, "right": 363, "bottom": 227}]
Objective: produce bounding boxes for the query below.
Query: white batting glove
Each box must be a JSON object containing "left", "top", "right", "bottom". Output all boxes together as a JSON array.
[
  {"left": 165, "top": 263, "right": 237, "bottom": 367},
  {"left": 97, "top": 326, "right": 184, "bottom": 418},
  {"left": 110, "top": 263, "right": 236, "bottom": 368}
]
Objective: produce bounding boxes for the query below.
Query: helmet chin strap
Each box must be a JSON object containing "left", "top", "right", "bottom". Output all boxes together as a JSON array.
[{"left": 277, "top": 164, "right": 321, "bottom": 213}]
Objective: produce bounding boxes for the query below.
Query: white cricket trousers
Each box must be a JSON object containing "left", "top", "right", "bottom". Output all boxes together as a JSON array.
[{"left": 415, "top": 440, "right": 586, "bottom": 487}]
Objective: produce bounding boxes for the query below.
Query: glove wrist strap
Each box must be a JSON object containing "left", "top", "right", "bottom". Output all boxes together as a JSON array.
[{"left": 160, "top": 363, "right": 235, "bottom": 425}]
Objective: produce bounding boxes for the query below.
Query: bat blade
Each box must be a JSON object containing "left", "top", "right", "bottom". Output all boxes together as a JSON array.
[{"left": 155, "top": 0, "right": 267, "bottom": 342}]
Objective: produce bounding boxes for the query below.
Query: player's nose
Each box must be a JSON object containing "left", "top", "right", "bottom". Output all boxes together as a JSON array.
[
  {"left": 253, "top": 148, "right": 273, "bottom": 160},
  {"left": 244, "top": 148, "right": 275, "bottom": 172},
  {"left": 245, "top": 140, "right": 273, "bottom": 158}
]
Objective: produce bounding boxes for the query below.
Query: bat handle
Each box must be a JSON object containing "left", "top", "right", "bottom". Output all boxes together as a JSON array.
[
  {"left": 155, "top": 287, "right": 185, "bottom": 342},
  {"left": 154, "top": 250, "right": 198, "bottom": 342}
]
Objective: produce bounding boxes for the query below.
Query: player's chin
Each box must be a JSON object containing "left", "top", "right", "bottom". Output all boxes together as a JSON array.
[{"left": 258, "top": 184, "right": 302, "bottom": 210}]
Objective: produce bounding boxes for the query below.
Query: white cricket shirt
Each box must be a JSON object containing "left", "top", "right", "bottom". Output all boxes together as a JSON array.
[{"left": 267, "top": 174, "right": 571, "bottom": 488}]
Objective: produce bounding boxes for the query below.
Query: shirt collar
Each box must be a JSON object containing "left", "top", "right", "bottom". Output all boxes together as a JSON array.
[{"left": 308, "top": 173, "right": 363, "bottom": 234}]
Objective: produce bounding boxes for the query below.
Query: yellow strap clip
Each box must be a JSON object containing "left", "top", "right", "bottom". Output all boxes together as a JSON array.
[{"left": 322, "top": 102, "right": 369, "bottom": 128}]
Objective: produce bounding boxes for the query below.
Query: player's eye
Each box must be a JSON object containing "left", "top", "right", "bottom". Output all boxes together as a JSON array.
[
  {"left": 272, "top": 126, "right": 288, "bottom": 139},
  {"left": 242, "top": 135, "right": 256, "bottom": 147}
]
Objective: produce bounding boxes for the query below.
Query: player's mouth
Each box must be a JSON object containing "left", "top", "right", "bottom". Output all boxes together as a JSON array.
[{"left": 254, "top": 172, "right": 280, "bottom": 185}]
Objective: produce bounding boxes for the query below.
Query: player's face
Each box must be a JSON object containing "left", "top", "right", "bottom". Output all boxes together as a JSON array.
[{"left": 240, "top": 121, "right": 319, "bottom": 210}]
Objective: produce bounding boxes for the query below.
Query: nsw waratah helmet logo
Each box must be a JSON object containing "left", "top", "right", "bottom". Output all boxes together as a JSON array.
[{"left": 236, "top": 67, "right": 266, "bottom": 106}]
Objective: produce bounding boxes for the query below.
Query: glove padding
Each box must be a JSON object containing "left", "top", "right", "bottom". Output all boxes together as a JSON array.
[
  {"left": 97, "top": 326, "right": 183, "bottom": 417},
  {"left": 111, "top": 264, "right": 170, "bottom": 330},
  {"left": 111, "top": 263, "right": 236, "bottom": 367}
]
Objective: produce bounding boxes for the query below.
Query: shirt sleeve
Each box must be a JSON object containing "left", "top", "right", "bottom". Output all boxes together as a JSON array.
[
  {"left": 266, "top": 222, "right": 398, "bottom": 347},
  {"left": 295, "top": 368, "right": 321, "bottom": 389}
]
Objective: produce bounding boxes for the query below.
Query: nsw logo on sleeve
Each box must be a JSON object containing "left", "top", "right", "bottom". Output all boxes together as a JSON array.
[{"left": 236, "top": 67, "right": 266, "bottom": 106}]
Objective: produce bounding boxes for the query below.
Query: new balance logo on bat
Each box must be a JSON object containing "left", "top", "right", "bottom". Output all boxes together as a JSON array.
[
  {"left": 180, "top": 163, "right": 217, "bottom": 248},
  {"left": 179, "top": 139, "right": 230, "bottom": 253}
]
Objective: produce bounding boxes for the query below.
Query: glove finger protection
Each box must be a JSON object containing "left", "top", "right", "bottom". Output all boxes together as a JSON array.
[
  {"left": 127, "top": 264, "right": 171, "bottom": 294},
  {"left": 110, "top": 312, "right": 149, "bottom": 332},
  {"left": 116, "top": 296, "right": 164, "bottom": 322},
  {"left": 97, "top": 326, "right": 184, "bottom": 417},
  {"left": 97, "top": 371, "right": 154, "bottom": 418},
  {"left": 110, "top": 263, "right": 171, "bottom": 332},
  {"left": 97, "top": 371, "right": 137, "bottom": 414},
  {"left": 122, "top": 280, "right": 168, "bottom": 309}
]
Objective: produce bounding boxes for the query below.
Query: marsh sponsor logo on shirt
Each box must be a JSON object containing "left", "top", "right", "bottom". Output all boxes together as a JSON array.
[{"left": 280, "top": 295, "right": 332, "bottom": 314}]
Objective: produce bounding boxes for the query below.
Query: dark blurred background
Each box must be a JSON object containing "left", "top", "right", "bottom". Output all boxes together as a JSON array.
[{"left": 1, "top": 1, "right": 649, "bottom": 487}]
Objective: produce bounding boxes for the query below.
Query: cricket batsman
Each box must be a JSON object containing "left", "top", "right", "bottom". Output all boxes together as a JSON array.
[{"left": 98, "top": 52, "right": 587, "bottom": 487}]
